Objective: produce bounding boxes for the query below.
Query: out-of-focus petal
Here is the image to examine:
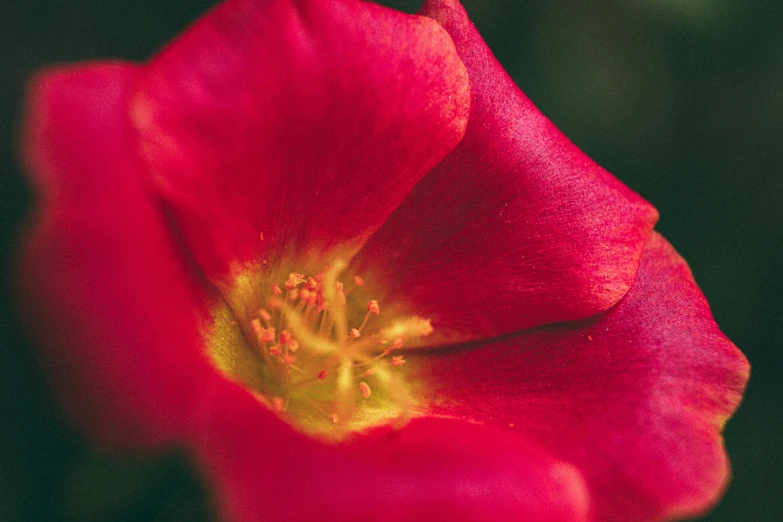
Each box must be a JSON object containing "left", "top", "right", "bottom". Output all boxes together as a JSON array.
[
  {"left": 18, "top": 63, "right": 215, "bottom": 447},
  {"left": 352, "top": 0, "right": 658, "bottom": 344},
  {"left": 414, "top": 233, "right": 749, "bottom": 520},
  {"left": 132, "top": 0, "right": 470, "bottom": 282},
  {"left": 191, "top": 377, "right": 590, "bottom": 522}
]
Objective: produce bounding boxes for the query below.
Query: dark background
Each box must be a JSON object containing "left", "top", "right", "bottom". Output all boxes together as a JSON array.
[{"left": 1, "top": 0, "right": 780, "bottom": 520}]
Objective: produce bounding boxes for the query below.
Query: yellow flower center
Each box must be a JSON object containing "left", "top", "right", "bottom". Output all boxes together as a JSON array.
[{"left": 204, "top": 257, "right": 433, "bottom": 439}]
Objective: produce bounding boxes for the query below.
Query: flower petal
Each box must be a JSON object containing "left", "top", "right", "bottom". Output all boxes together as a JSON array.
[
  {"left": 191, "top": 377, "right": 590, "bottom": 522},
  {"left": 352, "top": 0, "right": 658, "bottom": 343},
  {"left": 18, "top": 63, "right": 215, "bottom": 447},
  {"left": 413, "top": 233, "right": 749, "bottom": 520},
  {"left": 132, "top": 0, "right": 471, "bottom": 281}
]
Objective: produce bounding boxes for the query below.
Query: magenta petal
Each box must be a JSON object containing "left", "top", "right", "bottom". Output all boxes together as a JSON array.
[
  {"left": 15, "top": 3, "right": 748, "bottom": 521},
  {"left": 352, "top": 0, "right": 658, "bottom": 343},
  {"left": 131, "top": 0, "right": 470, "bottom": 282},
  {"left": 416, "top": 233, "right": 749, "bottom": 520},
  {"left": 18, "top": 63, "right": 215, "bottom": 446},
  {"left": 191, "top": 377, "right": 590, "bottom": 522}
]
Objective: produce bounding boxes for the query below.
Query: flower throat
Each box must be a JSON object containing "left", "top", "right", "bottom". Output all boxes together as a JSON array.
[{"left": 205, "top": 259, "right": 433, "bottom": 438}]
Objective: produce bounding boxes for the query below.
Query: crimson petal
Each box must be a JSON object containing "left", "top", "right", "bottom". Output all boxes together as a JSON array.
[
  {"left": 353, "top": 0, "right": 658, "bottom": 343},
  {"left": 131, "top": 0, "right": 471, "bottom": 282},
  {"left": 192, "top": 377, "right": 590, "bottom": 522},
  {"left": 415, "top": 233, "right": 749, "bottom": 520},
  {"left": 18, "top": 64, "right": 214, "bottom": 446}
]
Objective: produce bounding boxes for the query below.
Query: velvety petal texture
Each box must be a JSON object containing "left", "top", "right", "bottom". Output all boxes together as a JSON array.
[
  {"left": 18, "top": 64, "right": 215, "bottom": 447},
  {"left": 192, "top": 377, "right": 590, "bottom": 522},
  {"left": 352, "top": 0, "right": 658, "bottom": 344},
  {"left": 17, "top": 1, "right": 748, "bottom": 521},
  {"left": 132, "top": 0, "right": 471, "bottom": 282},
  {"left": 414, "top": 233, "right": 749, "bottom": 521}
]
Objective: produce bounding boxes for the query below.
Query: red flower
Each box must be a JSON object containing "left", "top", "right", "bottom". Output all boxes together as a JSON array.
[{"left": 18, "top": 0, "right": 748, "bottom": 520}]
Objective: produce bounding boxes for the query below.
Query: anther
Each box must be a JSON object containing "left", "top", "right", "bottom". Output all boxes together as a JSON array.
[
  {"left": 269, "top": 346, "right": 282, "bottom": 357},
  {"left": 271, "top": 284, "right": 283, "bottom": 296},
  {"left": 350, "top": 328, "right": 361, "bottom": 339},
  {"left": 251, "top": 318, "right": 263, "bottom": 336},
  {"left": 288, "top": 339, "right": 299, "bottom": 353},
  {"left": 329, "top": 413, "right": 339, "bottom": 424},
  {"left": 318, "top": 369, "right": 328, "bottom": 380},
  {"left": 390, "top": 338, "right": 404, "bottom": 351},
  {"left": 354, "top": 276, "right": 365, "bottom": 286},
  {"left": 392, "top": 355, "right": 405, "bottom": 367},
  {"left": 258, "top": 327, "right": 275, "bottom": 343},
  {"left": 368, "top": 300, "right": 380, "bottom": 315},
  {"left": 280, "top": 330, "right": 292, "bottom": 344},
  {"left": 285, "top": 273, "right": 305, "bottom": 290},
  {"left": 359, "top": 381, "right": 372, "bottom": 399},
  {"left": 258, "top": 309, "right": 272, "bottom": 322}
]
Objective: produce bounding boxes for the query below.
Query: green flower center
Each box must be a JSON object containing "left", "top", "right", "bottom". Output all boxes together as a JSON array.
[{"left": 204, "top": 258, "right": 433, "bottom": 439}]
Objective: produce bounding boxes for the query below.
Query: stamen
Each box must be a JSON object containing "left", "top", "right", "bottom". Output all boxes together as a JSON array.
[
  {"left": 227, "top": 260, "right": 432, "bottom": 433},
  {"left": 374, "top": 338, "right": 402, "bottom": 360},
  {"left": 356, "top": 299, "right": 380, "bottom": 334}
]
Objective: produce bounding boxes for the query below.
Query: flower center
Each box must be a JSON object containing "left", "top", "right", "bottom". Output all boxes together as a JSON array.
[{"left": 204, "top": 259, "right": 433, "bottom": 438}]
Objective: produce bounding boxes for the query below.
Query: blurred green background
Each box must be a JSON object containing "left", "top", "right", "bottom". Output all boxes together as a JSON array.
[{"left": 1, "top": 0, "right": 780, "bottom": 520}]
